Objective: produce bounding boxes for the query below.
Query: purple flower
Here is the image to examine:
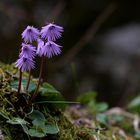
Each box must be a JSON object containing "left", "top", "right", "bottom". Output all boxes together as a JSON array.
[
  {"left": 15, "top": 56, "right": 35, "bottom": 72},
  {"left": 41, "top": 23, "right": 63, "bottom": 41},
  {"left": 36, "top": 39, "right": 45, "bottom": 57},
  {"left": 22, "top": 26, "right": 40, "bottom": 43},
  {"left": 43, "top": 41, "right": 62, "bottom": 58},
  {"left": 20, "top": 43, "right": 36, "bottom": 58}
]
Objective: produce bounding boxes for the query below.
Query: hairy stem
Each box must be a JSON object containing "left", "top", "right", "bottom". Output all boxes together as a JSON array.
[
  {"left": 31, "top": 57, "right": 44, "bottom": 101},
  {"left": 17, "top": 69, "right": 22, "bottom": 94},
  {"left": 26, "top": 70, "right": 31, "bottom": 91}
]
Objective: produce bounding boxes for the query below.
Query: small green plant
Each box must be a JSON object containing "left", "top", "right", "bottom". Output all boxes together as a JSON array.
[{"left": 76, "top": 91, "right": 108, "bottom": 113}]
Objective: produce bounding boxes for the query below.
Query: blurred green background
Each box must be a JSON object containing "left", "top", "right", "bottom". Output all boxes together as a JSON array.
[{"left": 1, "top": 0, "right": 140, "bottom": 106}]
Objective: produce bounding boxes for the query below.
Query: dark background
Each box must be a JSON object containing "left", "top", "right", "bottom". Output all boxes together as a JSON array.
[{"left": 1, "top": 0, "right": 140, "bottom": 106}]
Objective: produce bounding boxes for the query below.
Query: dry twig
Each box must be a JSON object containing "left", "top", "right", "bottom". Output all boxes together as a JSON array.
[{"left": 55, "top": 2, "right": 117, "bottom": 68}]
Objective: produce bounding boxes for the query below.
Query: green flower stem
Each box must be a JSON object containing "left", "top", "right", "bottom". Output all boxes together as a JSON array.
[
  {"left": 31, "top": 56, "right": 44, "bottom": 101},
  {"left": 17, "top": 69, "right": 22, "bottom": 94},
  {"left": 26, "top": 70, "right": 31, "bottom": 91}
]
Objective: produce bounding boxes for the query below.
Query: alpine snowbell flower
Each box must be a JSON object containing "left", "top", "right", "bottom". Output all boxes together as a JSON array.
[
  {"left": 15, "top": 23, "right": 63, "bottom": 98},
  {"left": 43, "top": 41, "right": 62, "bottom": 58},
  {"left": 15, "top": 56, "right": 35, "bottom": 72},
  {"left": 41, "top": 23, "right": 63, "bottom": 41},
  {"left": 20, "top": 43, "right": 36, "bottom": 58},
  {"left": 36, "top": 39, "right": 45, "bottom": 57},
  {"left": 22, "top": 26, "right": 40, "bottom": 43}
]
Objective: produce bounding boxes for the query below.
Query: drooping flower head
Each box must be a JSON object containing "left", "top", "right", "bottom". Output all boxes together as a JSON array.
[
  {"left": 36, "top": 39, "right": 45, "bottom": 57},
  {"left": 22, "top": 26, "right": 40, "bottom": 43},
  {"left": 43, "top": 41, "right": 62, "bottom": 58},
  {"left": 20, "top": 43, "right": 36, "bottom": 58},
  {"left": 41, "top": 23, "right": 63, "bottom": 41},
  {"left": 15, "top": 56, "right": 35, "bottom": 72}
]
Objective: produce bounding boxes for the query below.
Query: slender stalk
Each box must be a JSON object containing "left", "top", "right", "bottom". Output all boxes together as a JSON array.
[
  {"left": 31, "top": 57, "right": 44, "bottom": 101},
  {"left": 26, "top": 70, "right": 31, "bottom": 91},
  {"left": 17, "top": 69, "right": 22, "bottom": 94}
]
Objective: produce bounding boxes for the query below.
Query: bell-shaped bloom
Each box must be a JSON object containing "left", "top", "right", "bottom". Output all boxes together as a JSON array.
[
  {"left": 43, "top": 41, "right": 62, "bottom": 58},
  {"left": 22, "top": 26, "right": 40, "bottom": 43},
  {"left": 20, "top": 43, "right": 36, "bottom": 58},
  {"left": 36, "top": 39, "right": 45, "bottom": 57},
  {"left": 41, "top": 23, "right": 63, "bottom": 41},
  {"left": 15, "top": 56, "right": 35, "bottom": 72}
]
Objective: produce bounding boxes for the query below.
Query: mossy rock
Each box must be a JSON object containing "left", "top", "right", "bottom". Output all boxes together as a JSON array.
[{"left": 0, "top": 63, "right": 136, "bottom": 140}]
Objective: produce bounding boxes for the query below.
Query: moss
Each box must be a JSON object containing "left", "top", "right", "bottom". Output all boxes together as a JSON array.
[
  {"left": 57, "top": 114, "right": 94, "bottom": 140},
  {"left": 0, "top": 63, "right": 136, "bottom": 140},
  {"left": 0, "top": 62, "right": 95, "bottom": 140}
]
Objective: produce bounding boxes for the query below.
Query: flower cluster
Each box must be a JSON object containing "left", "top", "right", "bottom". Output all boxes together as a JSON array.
[
  {"left": 15, "top": 23, "right": 63, "bottom": 72},
  {"left": 37, "top": 23, "right": 63, "bottom": 58}
]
